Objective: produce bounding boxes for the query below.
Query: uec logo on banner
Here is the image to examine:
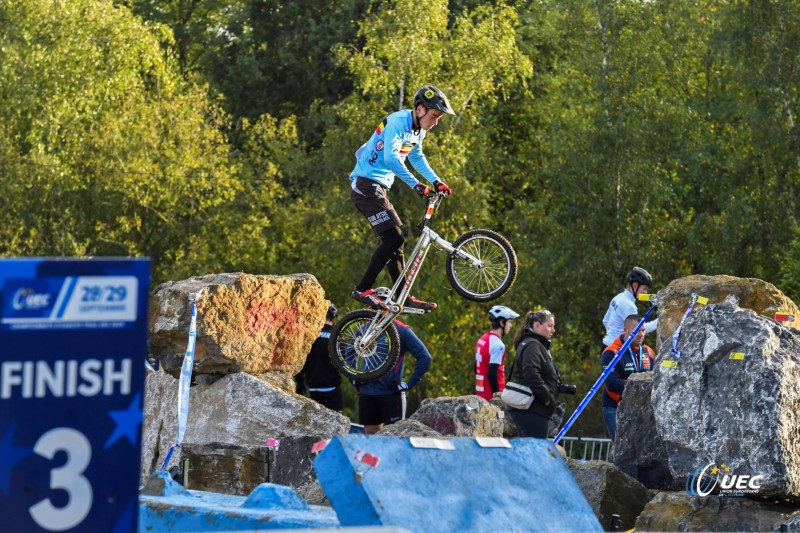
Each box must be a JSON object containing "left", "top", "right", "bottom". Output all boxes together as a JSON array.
[
  {"left": 686, "top": 462, "right": 764, "bottom": 497},
  {"left": 11, "top": 288, "right": 51, "bottom": 310}
]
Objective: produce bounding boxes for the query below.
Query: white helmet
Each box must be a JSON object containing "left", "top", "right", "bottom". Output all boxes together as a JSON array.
[{"left": 489, "top": 305, "right": 519, "bottom": 321}]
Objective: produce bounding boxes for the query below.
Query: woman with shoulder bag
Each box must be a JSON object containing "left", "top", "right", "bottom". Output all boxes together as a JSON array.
[{"left": 506, "top": 310, "right": 560, "bottom": 438}]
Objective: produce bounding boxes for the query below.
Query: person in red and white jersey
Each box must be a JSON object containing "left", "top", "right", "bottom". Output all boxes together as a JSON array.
[{"left": 475, "top": 305, "right": 519, "bottom": 400}]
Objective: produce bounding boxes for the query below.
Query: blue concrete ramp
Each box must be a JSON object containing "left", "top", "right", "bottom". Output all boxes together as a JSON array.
[
  {"left": 313, "top": 436, "right": 602, "bottom": 532},
  {"left": 138, "top": 471, "right": 339, "bottom": 531}
]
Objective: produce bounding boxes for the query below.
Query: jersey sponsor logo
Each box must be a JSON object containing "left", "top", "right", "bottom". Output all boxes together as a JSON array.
[{"left": 376, "top": 140, "right": 384, "bottom": 151}]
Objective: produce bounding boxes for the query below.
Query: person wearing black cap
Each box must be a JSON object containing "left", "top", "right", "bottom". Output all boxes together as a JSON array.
[
  {"left": 295, "top": 303, "right": 343, "bottom": 412},
  {"left": 601, "top": 267, "right": 657, "bottom": 347}
]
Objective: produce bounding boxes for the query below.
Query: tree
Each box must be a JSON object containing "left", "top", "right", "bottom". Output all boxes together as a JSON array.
[{"left": 0, "top": 0, "right": 292, "bottom": 283}]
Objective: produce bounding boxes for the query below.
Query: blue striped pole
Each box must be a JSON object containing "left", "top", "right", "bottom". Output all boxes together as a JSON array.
[{"left": 553, "top": 302, "right": 657, "bottom": 445}]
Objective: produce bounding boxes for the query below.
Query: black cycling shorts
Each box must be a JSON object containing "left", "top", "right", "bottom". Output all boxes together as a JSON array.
[
  {"left": 350, "top": 177, "right": 402, "bottom": 236},
  {"left": 359, "top": 393, "right": 402, "bottom": 426}
]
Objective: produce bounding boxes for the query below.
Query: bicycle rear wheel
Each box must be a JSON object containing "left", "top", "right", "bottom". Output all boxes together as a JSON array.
[
  {"left": 446, "top": 229, "right": 517, "bottom": 302},
  {"left": 328, "top": 310, "right": 401, "bottom": 382}
]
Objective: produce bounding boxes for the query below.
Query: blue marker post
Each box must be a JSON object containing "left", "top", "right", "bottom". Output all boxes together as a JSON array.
[{"left": 554, "top": 300, "right": 657, "bottom": 445}]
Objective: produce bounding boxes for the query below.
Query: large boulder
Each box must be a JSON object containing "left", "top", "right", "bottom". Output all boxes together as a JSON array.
[
  {"left": 777, "top": 511, "right": 800, "bottom": 532},
  {"left": 566, "top": 459, "right": 653, "bottom": 531},
  {"left": 149, "top": 273, "right": 327, "bottom": 385},
  {"left": 409, "top": 396, "right": 504, "bottom": 437},
  {"left": 141, "top": 371, "right": 349, "bottom": 488},
  {"left": 652, "top": 301, "right": 800, "bottom": 498},
  {"left": 489, "top": 398, "right": 518, "bottom": 438},
  {"left": 655, "top": 275, "right": 800, "bottom": 355},
  {"left": 376, "top": 419, "right": 445, "bottom": 438},
  {"left": 613, "top": 372, "right": 675, "bottom": 489},
  {"left": 179, "top": 437, "right": 331, "bottom": 506},
  {"left": 635, "top": 491, "right": 798, "bottom": 532}
]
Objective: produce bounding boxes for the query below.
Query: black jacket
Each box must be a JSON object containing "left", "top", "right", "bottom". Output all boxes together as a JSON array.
[
  {"left": 295, "top": 325, "right": 341, "bottom": 393},
  {"left": 510, "top": 330, "right": 559, "bottom": 417}
]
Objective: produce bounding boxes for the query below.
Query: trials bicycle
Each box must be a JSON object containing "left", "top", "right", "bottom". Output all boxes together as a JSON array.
[{"left": 329, "top": 191, "right": 518, "bottom": 382}]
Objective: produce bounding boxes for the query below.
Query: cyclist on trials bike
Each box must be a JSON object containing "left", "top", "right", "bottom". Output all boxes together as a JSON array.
[{"left": 349, "top": 85, "right": 455, "bottom": 312}]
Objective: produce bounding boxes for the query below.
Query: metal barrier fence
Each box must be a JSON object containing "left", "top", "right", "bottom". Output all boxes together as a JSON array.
[{"left": 559, "top": 436, "right": 613, "bottom": 462}]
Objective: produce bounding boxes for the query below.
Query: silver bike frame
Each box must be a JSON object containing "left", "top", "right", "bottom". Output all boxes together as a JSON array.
[{"left": 354, "top": 194, "right": 487, "bottom": 352}]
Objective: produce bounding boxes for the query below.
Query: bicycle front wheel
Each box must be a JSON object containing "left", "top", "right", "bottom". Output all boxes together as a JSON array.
[
  {"left": 328, "top": 310, "right": 401, "bottom": 383},
  {"left": 446, "top": 229, "right": 518, "bottom": 302}
]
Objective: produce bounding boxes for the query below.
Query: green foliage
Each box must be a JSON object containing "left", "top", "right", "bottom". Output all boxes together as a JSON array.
[{"left": 0, "top": 0, "right": 292, "bottom": 284}]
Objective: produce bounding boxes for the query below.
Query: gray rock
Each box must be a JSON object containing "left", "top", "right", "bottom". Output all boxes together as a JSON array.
[
  {"left": 409, "top": 395, "right": 504, "bottom": 437},
  {"left": 613, "top": 372, "right": 675, "bottom": 489},
  {"left": 636, "top": 491, "right": 799, "bottom": 532},
  {"left": 179, "top": 437, "right": 331, "bottom": 505},
  {"left": 567, "top": 459, "right": 653, "bottom": 531},
  {"left": 376, "top": 419, "right": 445, "bottom": 438},
  {"left": 140, "top": 371, "right": 349, "bottom": 487},
  {"left": 655, "top": 274, "right": 800, "bottom": 357},
  {"left": 269, "top": 436, "right": 331, "bottom": 506},
  {"left": 180, "top": 442, "right": 270, "bottom": 496},
  {"left": 776, "top": 510, "right": 800, "bottom": 532},
  {"left": 489, "top": 398, "right": 518, "bottom": 438},
  {"left": 653, "top": 301, "right": 800, "bottom": 498}
]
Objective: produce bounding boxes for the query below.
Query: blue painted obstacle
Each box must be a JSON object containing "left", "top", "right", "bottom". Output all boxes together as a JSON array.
[
  {"left": 313, "top": 435, "right": 603, "bottom": 533},
  {"left": 138, "top": 471, "right": 339, "bottom": 531}
]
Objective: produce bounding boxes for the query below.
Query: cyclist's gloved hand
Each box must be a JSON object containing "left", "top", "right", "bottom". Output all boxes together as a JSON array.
[
  {"left": 414, "top": 182, "right": 431, "bottom": 198},
  {"left": 394, "top": 381, "right": 410, "bottom": 393},
  {"left": 433, "top": 180, "right": 452, "bottom": 196}
]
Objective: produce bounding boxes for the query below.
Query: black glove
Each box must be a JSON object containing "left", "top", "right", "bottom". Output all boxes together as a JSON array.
[
  {"left": 414, "top": 182, "right": 431, "bottom": 198},
  {"left": 433, "top": 180, "right": 452, "bottom": 196}
]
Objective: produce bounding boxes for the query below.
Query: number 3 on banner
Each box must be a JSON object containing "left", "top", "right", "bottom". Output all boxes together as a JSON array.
[{"left": 29, "top": 428, "right": 93, "bottom": 531}]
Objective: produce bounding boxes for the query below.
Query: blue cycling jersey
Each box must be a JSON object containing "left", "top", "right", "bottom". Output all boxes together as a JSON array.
[
  {"left": 358, "top": 321, "right": 432, "bottom": 396},
  {"left": 349, "top": 109, "right": 441, "bottom": 190}
]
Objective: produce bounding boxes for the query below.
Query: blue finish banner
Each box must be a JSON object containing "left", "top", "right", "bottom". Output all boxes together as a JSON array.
[{"left": 0, "top": 258, "right": 150, "bottom": 533}]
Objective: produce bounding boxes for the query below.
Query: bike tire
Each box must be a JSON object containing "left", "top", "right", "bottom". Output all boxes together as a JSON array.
[
  {"left": 328, "top": 310, "right": 401, "bottom": 383},
  {"left": 446, "top": 229, "right": 518, "bottom": 302}
]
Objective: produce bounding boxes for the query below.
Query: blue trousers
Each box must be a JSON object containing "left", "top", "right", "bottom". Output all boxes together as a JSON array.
[{"left": 602, "top": 406, "right": 617, "bottom": 441}]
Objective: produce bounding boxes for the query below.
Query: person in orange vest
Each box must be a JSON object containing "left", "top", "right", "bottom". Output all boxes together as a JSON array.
[
  {"left": 475, "top": 305, "right": 519, "bottom": 400},
  {"left": 600, "top": 314, "right": 655, "bottom": 441}
]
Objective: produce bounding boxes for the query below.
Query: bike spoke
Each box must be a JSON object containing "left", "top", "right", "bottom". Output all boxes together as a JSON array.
[
  {"left": 335, "top": 318, "right": 393, "bottom": 376},
  {"left": 454, "top": 238, "right": 510, "bottom": 295}
]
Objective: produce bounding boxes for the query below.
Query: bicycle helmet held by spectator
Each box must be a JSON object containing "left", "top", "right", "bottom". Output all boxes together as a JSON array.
[
  {"left": 489, "top": 305, "right": 520, "bottom": 322},
  {"left": 627, "top": 266, "right": 653, "bottom": 287},
  {"left": 413, "top": 85, "right": 455, "bottom": 115},
  {"left": 326, "top": 303, "right": 338, "bottom": 321}
]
